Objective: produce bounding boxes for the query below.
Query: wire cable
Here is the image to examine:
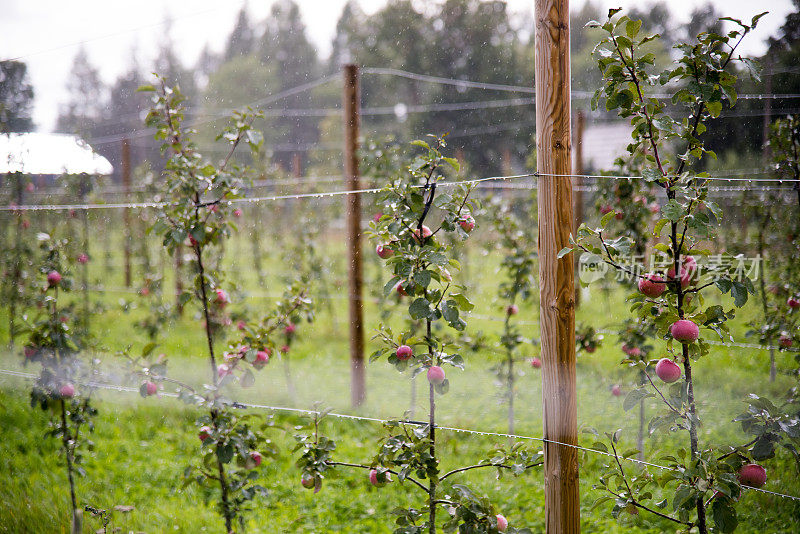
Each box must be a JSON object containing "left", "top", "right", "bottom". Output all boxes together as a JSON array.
[{"left": 0, "top": 367, "right": 797, "bottom": 502}]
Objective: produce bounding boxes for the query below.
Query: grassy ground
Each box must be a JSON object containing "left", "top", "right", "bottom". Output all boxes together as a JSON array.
[{"left": 1, "top": 213, "right": 799, "bottom": 532}]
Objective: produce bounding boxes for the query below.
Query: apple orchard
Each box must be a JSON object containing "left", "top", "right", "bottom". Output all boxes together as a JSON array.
[{"left": 2, "top": 7, "right": 800, "bottom": 534}]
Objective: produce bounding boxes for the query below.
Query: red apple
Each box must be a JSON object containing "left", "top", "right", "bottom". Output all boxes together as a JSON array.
[
  {"left": 215, "top": 288, "right": 229, "bottom": 307},
  {"left": 255, "top": 350, "right": 270, "bottom": 367},
  {"left": 458, "top": 214, "right": 475, "bottom": 233},
  {"left": 427, "top": 366, "right": 445, "bottom": 385},
  {"left": 611, "top": 385, "right": 622, "bottom": 397},
  {"left": 779, "top": 335, "right": 793, "bottom": 348},
  {"left": 638, "top": 274, "right": 666, "bottom": 298},
  {"left": 249, "top": 451, "right": 262, "bottom": 468},
  {"left": 217, "top": 364, "right": 231, "bottom": 378},
  {"left": 59, "top": 383, "right": 75, "bottom": 398},
  {"left": 496, "top": 514, "right": 508, "bottom": 532},
  {"left": 77, "top": 253, "right": 89, "bottom": 264},
  {"left": 396, "top": 345, "right": 413, "bottom": 361},
  {"left": 738, "top": 464, "right": 767, "bottom": 488},
  {"left": 599, "top": 204, "right": 613, "bottom": 215},
  {"left": 301, "top": 473, "right": 316, "bottom": 489},
  {"left": 530, "top": 357, "right": 541, "bottom": 369},
  {"left": 412, "top": 225, "right": 433, "bottom": 243},
  {"left": 233, "top": 208, "right": 242, "bottom": 218},
  {"left": 376, "top": 243, "right": 394, "bottom": 259},
  {"left": 280, "top": 345, "right": 290, "bottom": 354},
  {"left": 655, "top": 358, "right": 681, "bottom": 383},
  {"left": 237, "top": 320, "right": 247, "bottom": 331},
  {"left": 145, "top": 381, "right": 158, "bottom": 396},
  {"left": 198, "top": 426, "right": 212, "bottom": 441},
  {"left": 395, "top": 283, "right": 408, "bottom": 297},
  {"left": 585, "top": 345, "right": 596, "bottom": 354},
  {"left": 369, "top": 469, "right": 391, "bottom": 487},
  {"left": 670, "top": 320, "right": 699, "bottom": 343},
  {"left": 47, "top": 271, "right": 62, "bottom": 287},
  {"left": 506, "top": 304, "right": 519, "bottom": 316},
  {"left": 788, "top": 297, "right": 800, "bottom": 309},
  {"left": 285, "top": 323, "right": 296, "bottom": 335}
]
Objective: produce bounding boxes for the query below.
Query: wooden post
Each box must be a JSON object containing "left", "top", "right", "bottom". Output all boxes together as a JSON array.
[
  {"left": 343, "top": 64, "right": 366, "bottom": 408},
  {"left": 122, "top": 138, "right": 132, "bottom": 288},
  {"left": 535, "top": 0, "right": 579, "bottom": 532},
  {"left": 573, "top": 111, "right": 585, "bottom": 307},
  {"left": 175, "top": 246, "right": 184, "bottom": 316},
  {"left": 761, "top": 58, "right": 772, "bottom": 164}
]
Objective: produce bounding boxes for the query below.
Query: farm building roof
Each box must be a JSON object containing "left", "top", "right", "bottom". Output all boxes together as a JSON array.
[{"left": 0, "top": 132, "right": 113, "bottom": 176}]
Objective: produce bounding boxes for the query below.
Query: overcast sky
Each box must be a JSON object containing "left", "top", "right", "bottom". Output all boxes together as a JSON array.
[{"left": 1, "top": 0, "right": 793, "bottom": 132}]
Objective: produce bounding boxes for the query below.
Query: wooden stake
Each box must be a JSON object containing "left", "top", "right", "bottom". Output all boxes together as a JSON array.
[
  {"left": 343, "top": 64, "right": 366, "bottom": 407},
  {"left": 573, "top": 111, "right": 585, "bottom": 307},
  {"left": 534, "top": 0, "right": 580, "bottom": 531},
  {"left": 122, "top": 138, "right": 132, "bottom": 288}
]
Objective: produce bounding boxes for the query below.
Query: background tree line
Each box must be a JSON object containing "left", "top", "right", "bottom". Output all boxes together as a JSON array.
[{"left": 2, "top": 0, "right": 800, "bottom": 180}]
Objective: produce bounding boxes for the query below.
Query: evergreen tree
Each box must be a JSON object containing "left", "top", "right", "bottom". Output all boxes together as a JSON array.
[
  {"left": 55, "top": 47, "right": 105, "bottom": 138},
  {"left": 0, "top": 60, "right": 35, "bottom": 133}
]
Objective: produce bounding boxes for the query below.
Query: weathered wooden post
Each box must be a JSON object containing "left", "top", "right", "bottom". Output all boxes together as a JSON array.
[
  {"left": 535, "top": 0, "right": 580, "bottom": 531},
  {"left": 122, "top": 137, "right": 132, "bottom": 288},
  {"left": 343, "top": 63, "right": 366, "bottom": 407}
]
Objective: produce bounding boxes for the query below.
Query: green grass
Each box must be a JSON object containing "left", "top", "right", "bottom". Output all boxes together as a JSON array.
[{"left": 1, "top": 217, "right": 799, "bottom": 532}]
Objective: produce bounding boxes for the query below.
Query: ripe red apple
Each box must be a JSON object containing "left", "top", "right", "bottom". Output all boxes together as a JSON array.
[
  {"left": 670, "top": 320, "right": 699, "bottom": 343},
  {"left": 47, "top": 271, "right": 62, "bottom": 287},
  {"left": 301, "top": 473, "right": 316, "bottom": 489},
  {"left": 250, "top": 451, "right": 262, "bottom": 468},
  {"left": 77, "top": 253, "right": 89, "bottom": 264},
  {"left": 376, "top": 243, "right": 394, "bottom": 259},
  {"left": 655, "top": 358, "right": 681, "bottom": 383},
  {"left": 145, "top": 381, "right": 158, "bottom": 396},
  {"left": 788, "top": 297, "right": 800, "bottom": 309},
  {"left": 622, "top": 344, "right": 642, "bottom": 357},
  {"left": 59, "top": 383, "right": 75, "bottom": 398},
  {"left": 280, "top": 345, "right": 290, "bottom": 354},
  {"left": 188, "top": 235, "right": 198, "bottom": 247},
  {"left": 738, "top": 464, "right": 767, "bottom": 488},
  {"left": 599, "top": 204, "right": 613, "bottom": 215},
  {"left": 496, "top": 514, "right": 508, "bottom": 532},
  {"left": 396, "top": 345, "right": 413, "bottom": 361},
  {"left": 506, "top": 304, "right": 519, "bottom": 316},
  {"left": 255, "top": 350, "right": 270, "bottom": 367},
  {"left": 779, "top": 335, "right": 793, "bottom": 348},
  {"left": 458, "top": 214, "right": 475, "bottom": 233},
  {"left": 369, "top": 469, "right": 392, "bottom": 487},
  {"left": 427, "top": 366, "right": 445, "bottom": 385},
  {"left": 412, "top": 225, "right": 433, "bottom": 243},
  {"left": 614, "top": 212, "right": 624, "bottom": 220},
  {"left": 585, "top": 345, "right": 596, "bottom": 354},
  {"left": 611, "top": 385, "right": 622, "bottom": 397},
  {"left": 373, "top": 212, "right": 383, "bottom": 222},
  {"left": 198, "top": 426, "right": 212, "bottom": 441},
  {"left": 638, "top": 274, "right": 666, "bottom": 298},
  {"left": 395, "top": 283, "right": 408, "bottom": 297},
  {"left": 285, "top": 323, "right": 296, "bottom": 335},
  {"left": 215, "top": 288, "right": 229, "bottom": 307},
  {"left": 237, "top": 320, "right": 247, "bottom": 331},
  {"left": 233, "top": 208, "right": 242, "bottom": 218},
  {"left": 530, "top": 357, "right": 541, "bottom": 369}
]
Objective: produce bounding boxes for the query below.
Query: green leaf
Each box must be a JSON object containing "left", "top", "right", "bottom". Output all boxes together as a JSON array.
[
  {"left": 442, "top": 157, "right": 460, "bottom": 173},
  {"left": 240, "top": 369, "right": 255, "bottom": 388},
  {"left": 409, "top": 298, "right": 431, "bottom": 320},
  {"left": 557, "top": 247, "right": 573, "bottom": 259},
  {"left": 623, "top": 387, "right": 654, "bottom": 412},
  {"left": 450, "top": 293, "right": 475, "bottom": 312},
  {"left": 662, "top": 200, "right": 684, "bottom": 222},
  {"left": 142, "top": 342, "right": 158, "bottom": 357},
  {"left": 626, "top": 19, "right": 642, "bottom": 38},
  {"left": 730, "top": 281, "right": 749, "bottom": 307},
  {"left": 413, "top": 270, "right": 432, "bottom": 288},
  {"left": 711, "top": 497, "right": 738, "bottom": 533}
]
